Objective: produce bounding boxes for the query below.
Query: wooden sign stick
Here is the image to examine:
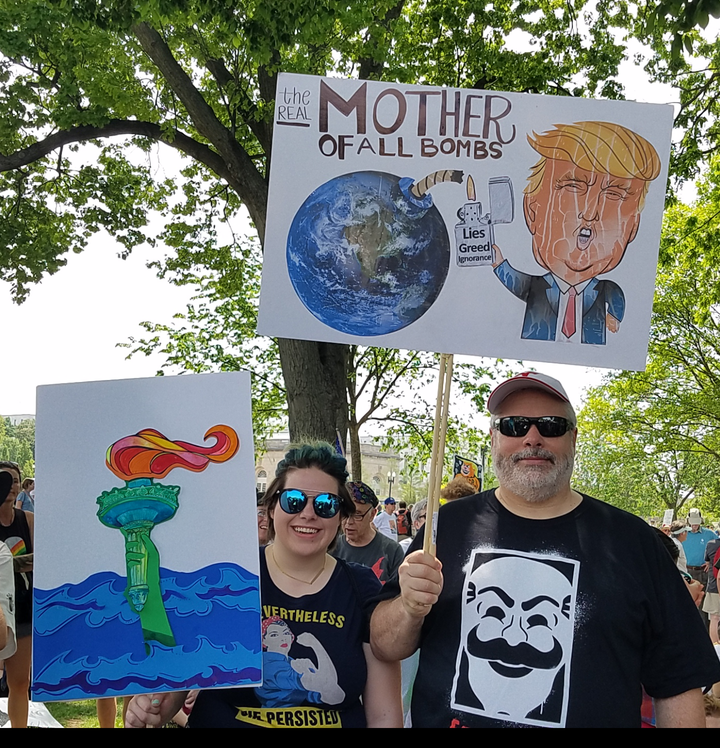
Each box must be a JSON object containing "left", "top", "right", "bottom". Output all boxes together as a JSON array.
[{"left": 424, "top": 352, "right": 454, "bottom": 556}]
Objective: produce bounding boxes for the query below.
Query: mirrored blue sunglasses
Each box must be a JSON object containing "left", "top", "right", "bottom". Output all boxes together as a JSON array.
[{"left": 278, "top": 488, "right": 341, "bottom": 519}]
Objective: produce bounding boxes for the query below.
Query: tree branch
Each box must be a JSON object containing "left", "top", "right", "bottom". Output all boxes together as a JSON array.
[
  {"left": 358, "top": 0, "right": 406, "bottom": 80},
  {"left": 132, "top": 22, "right": 268, "bottom": 242},
  {"left": 0, "top": 119, "right": 237, "bottom": 187}
]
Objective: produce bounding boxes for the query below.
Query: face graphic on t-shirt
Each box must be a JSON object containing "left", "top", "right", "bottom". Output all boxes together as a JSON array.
[
  {"left": 452, "top": 550, "right": 578, "bottom": 727},
  {"left": 264, "top": 623, "right": 294, "bottom": 655}
]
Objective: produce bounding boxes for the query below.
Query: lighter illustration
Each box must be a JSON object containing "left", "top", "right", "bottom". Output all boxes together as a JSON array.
[{"left": 455, "top": 176, "right": 514, "bottom": 267}]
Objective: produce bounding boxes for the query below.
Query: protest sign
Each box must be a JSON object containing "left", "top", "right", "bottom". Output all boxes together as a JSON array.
[
  {"left": 453, "top": 455, "right": 482, "bottom": 492},
  {"left": 258, "top": 73, "right": 673, "bottom": 370},
  {"left": 32, "top": 372, "right": 261, "bottom": 701}
]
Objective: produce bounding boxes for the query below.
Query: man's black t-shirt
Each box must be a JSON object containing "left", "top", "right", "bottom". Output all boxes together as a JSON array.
[{"left": 375, "top": 490, "right": 720, "bottom": 728}]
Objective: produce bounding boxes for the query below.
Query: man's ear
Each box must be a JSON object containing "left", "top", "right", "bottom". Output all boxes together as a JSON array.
[{"left": 524, "top": 193, "right": 538, "bottom": 234}]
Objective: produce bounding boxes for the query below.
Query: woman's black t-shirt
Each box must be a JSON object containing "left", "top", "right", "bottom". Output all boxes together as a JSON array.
[
  {"left": 190, "top": 548, "right": 381, "bottom": 728},
  {"left": 0, "top": 508, "right": 33, "bottom": 627}
]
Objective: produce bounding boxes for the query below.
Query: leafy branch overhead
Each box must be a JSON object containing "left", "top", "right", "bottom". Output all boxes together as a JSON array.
[
  {"left": 0, "top": 0, "right": 637, "bottom": 299},
  {"left": 4, "top": 0, "right": 720, "bottom": 453}
]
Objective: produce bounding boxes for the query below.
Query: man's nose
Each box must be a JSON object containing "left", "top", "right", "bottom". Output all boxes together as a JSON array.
[
  {"left": 501, "top": 615, "right": 529, "bottom": 646},
  {"left": 523, "top": 424, "right": 544, "bottom": 446}
]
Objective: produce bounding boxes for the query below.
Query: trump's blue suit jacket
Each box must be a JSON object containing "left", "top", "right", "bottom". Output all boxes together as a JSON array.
[{"left": 494, "top": 260, "right": 625, "bottom": 345}]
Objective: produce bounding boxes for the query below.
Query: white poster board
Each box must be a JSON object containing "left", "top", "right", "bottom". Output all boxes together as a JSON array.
[
  {"left": 258, "top": 73, "right": 673, "bottom": 370},
  {"left": 32, "top": 372, "right": 262, "bottom": 701}
]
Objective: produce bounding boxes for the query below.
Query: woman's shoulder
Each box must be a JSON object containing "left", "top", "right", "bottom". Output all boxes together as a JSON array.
[{"left": 334, "top": 558, "right": 382, "bottom": 601}]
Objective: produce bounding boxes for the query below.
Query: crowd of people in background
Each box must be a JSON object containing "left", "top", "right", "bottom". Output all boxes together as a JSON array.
[{"left": 3, "top": 372, "right": 720, "bottom": 727}]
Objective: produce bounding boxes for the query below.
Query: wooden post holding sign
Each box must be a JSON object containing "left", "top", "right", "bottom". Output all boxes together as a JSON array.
[{"left": 424, "top": 353, "right": 454, "bottom": 556}]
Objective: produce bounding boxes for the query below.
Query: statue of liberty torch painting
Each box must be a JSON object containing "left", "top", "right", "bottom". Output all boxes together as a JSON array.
[{"left": 96, "top": 425, "right": 239, "bottom": 652}]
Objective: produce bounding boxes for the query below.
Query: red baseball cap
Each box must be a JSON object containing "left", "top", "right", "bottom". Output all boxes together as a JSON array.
[{"left": 487, "top": 372, "right": 571, "bottom": 414}]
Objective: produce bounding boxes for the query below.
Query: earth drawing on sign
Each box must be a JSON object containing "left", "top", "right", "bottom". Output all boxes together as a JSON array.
[{"left": 287, "top": 170, "right": 461, "bottom": 336}]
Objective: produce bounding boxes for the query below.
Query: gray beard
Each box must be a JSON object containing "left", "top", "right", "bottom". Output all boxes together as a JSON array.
[{"left": 492, "top": 447, "right": 574, "bottom": 503}]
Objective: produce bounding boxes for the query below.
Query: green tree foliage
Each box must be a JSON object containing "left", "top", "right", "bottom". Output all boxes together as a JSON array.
[
  {"left": 624, "top": 1, "right": 720, "bottom": 184},
  {"left": 122, "top": 235, "right": 287, "bottom": 443},
  {"left": 0, "top": 0, "right": 658, "bottom": 444},
  {"left": 0, "top": 417, "right": 35, "bottom": 477},
  {"left": 575, "top": 393, "right": 720, "bottom": 518}
]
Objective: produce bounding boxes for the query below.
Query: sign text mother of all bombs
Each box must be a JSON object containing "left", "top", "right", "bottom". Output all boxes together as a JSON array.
[{"left": 318, "top": 81, "right": 517, "bottom": 161}]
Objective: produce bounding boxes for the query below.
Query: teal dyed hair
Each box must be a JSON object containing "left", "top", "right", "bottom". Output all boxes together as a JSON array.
[
  {"left": 263, "top": 442, "right": 354, "bottom": 547},
  {"left": 275, "top": 441, "right": 349, "bottom": 484}
]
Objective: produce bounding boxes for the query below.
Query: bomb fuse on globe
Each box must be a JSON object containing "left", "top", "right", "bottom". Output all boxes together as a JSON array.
[
  {"left": 455, "top": 175, "right": 514, "bottom": 267},
  {"left": 394, "top": 169, "right": 464, "bottom": 219}
]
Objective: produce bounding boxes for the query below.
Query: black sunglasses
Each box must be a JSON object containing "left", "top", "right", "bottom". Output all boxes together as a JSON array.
[
  {"left": 278, "top": 488, "right": 341, "bottom": 519},
  {"left": 492, "top": 416, "right": 574, "bottom": 438}
]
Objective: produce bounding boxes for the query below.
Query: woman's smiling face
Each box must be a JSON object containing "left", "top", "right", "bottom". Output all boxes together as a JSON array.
[{"left": 270, "top": 466, "right": 342, "bottom": 557}]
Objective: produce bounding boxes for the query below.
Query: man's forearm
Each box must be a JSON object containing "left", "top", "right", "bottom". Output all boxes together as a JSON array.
[
  {"left": 370, "top": 597, "right": 424, "bottom": 662},
  {"left": 655, "top": 689, "right": 705, "bottom": 728}
]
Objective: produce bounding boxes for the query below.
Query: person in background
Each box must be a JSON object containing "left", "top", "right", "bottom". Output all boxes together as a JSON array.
[
  {"left": 653, "top": 527, "right": 705, "bottom": 607},
  {"left": 0, "top": 472, "right": 16, "bottom": 664},
  {"left": 96, "top": 698, "right": 117, "bottom": 728},
  {"left": 373, "top": 498, "right": 397, "bottom": 542},
  {"left": 670, "top": 520, "right": 689, "bottom": 574},
  {"left": 257, "top": 490, "right": 268, "bottom": 547},
  {"left": 683, "top": 508, "right": 718, "bottom": 628},
  {"left": 703, "top": 534, "right": 720, "bottom": 645},
  {"left": 396, "top": 501, "right": 412, "bottom": 541},
  {"left": 15, "top": 479, "right": 34, "bottom": 513},
  {"left": 400, "top": 500, "right": 428, "bottom": 553},
  {"left": 0, "top": 462, "right": 33, "bottom": 728},
  {"left": 683, "top": 508, "right": 718, "bottom": 587},
  {"left": 334, "top": 481, "right": 404, "bottom": 586}
]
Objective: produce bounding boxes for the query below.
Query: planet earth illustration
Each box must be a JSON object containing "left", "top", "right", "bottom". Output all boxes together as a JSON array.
[{"left": 287, "top": 171, "right": 451, "bottom": 336}]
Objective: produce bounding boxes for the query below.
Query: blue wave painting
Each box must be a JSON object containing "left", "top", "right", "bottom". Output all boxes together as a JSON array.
[{"left": 33, "top": 562, "right": 261, "bottom": 701}]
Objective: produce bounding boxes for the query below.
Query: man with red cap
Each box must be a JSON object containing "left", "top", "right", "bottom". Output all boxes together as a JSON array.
[{"left": 370, "top": 372, "right": 720, "bottom": 728}]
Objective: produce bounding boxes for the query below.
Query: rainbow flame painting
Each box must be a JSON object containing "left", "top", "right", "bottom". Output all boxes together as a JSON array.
[
  {"left": 32, "top": 372, "right": 263, "bottom": 702},
  {"left": 97, "top": 426, "right": 239, "bottom": 651}
]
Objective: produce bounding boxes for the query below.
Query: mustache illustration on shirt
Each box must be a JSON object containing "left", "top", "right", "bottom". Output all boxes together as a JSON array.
[{"left": 466, "top": 625, "right": 563, "bottom": 678}]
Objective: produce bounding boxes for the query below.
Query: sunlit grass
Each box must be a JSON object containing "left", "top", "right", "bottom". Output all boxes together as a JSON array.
[{"left": 45, "top": 699, "right": 123, "bottom": 728}]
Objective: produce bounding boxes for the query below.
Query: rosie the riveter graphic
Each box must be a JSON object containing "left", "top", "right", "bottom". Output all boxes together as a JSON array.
[{"left": 492, "top": 121, "right": 661, "bottom": 345}]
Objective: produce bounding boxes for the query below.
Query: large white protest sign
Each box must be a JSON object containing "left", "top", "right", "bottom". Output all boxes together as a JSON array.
[
  {"left": 32, "top": 372, "right": 262, "bottom": 701},
  {"left": 257, "top": 73, "right": 673, "bottom": 370}
]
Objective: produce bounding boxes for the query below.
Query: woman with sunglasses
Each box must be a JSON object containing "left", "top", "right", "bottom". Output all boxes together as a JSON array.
[{"left": 126, "top": 442, "right": 402, "bottom": 728}]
